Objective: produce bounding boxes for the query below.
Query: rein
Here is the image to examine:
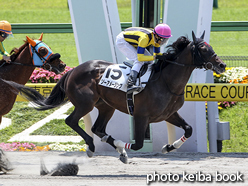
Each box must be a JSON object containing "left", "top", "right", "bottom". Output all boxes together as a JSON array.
[
  {"left": 153, "top": 41, "right": 216, "bottom": 97},
  {"left": 8, "top": 61, "right": 45, "bottom": 68},
  {"left": 160, "top": 41, "right": 216, "bottom": 69}
]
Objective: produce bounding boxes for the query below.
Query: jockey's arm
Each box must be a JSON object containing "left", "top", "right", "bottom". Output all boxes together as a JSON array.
[
  {"left": 153, "top": 43, "right": 163, "bottom": 56},
  {"left": 137, "top": 47, "right": 154, "bottom": 61},
  {"left": 137, "top": 40, "right": 162, "bottom": 62},
  {"left": 0, "top": 42, "right": 10, "bottom": 61}
]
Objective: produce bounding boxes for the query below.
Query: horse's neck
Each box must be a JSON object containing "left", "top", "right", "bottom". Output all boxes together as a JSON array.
[
  {"left": 162, "top": 47, "right": 195, "bottom": 94},
  {"left": 0, "top": 46, "right": 35, "bottom": 84}
]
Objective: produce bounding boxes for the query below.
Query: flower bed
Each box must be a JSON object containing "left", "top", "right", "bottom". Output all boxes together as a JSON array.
[
  {"left": 29, "top": 66, "right": 73, "bottom": 83},
  {"left": 213, "top": 67, "right": 248, "bottom": 84},
  {"left": 213, "top": 67, "right": 248, "bottom": 110},
  {"left": 0, "top": 142, "right": 86, "bottom": 152},
  {"left": 49, "top": 143, "right": 86, "bottom": 152}
]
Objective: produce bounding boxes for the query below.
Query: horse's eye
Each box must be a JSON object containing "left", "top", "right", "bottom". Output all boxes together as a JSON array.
[
  {"left": 38, "top": 47, "right": 48, "bottom": 57},
  {"left": 200, "top": 45, "right": 208, "bottom": 53}
]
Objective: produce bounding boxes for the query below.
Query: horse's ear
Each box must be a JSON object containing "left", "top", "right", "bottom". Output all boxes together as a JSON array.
[
  {"left": 26, "top": 36, "right": 36, "bottom": 47},
  {"left": 200, "top": 30, "right": 205, "bottom": 39},
  {"left": 38, "top": 33, "right": 43, "bottom": 41},
  {"left": 192, "top": 31, "right": 197, "bottom": 43}
]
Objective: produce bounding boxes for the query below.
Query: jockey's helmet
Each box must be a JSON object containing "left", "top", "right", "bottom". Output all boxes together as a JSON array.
[
  {"left": 0, "top": 20, "right": 13, "bottom": 38},
  {"left": 154, "top": 23, "right": 172, "bottom": 45}
]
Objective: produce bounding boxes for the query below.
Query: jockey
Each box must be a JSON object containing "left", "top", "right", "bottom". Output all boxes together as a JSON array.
[
  {"left": 0, "top": 20, "right": 13, "bottom": 63},
  {"left": 116, "top": 23, "right": 172, "bottom": 93}
]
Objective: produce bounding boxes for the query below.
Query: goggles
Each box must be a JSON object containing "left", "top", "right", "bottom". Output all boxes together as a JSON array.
[
  {"left": 0, "top": 31, "right": 9, "bottom": 39},
  {"left": 157, "top": 36, "right": 169, "bottom": 46}
]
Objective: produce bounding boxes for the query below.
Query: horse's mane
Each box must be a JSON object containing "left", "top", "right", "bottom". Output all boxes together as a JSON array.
[
  {"left": 9, "top": 40, "right": 29, "bottom": 61},
  {"left": 153, "top": 36, "right": 191, "bottom": 72}
]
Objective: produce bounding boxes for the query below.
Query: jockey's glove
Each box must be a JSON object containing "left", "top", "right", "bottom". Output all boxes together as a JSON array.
[
  {"left": 2, "top": 55, "right": 11, "bottom": 63},
  {"left": 155, "top": 54, "right": 166, "bottom": 60}
]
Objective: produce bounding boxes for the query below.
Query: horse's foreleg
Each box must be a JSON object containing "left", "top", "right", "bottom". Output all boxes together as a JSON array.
[
  {"left": 111, "top": 116, "right": 148, "bottom": 151},
  {"left": 98, "top": 135, "right": 129, "bottom": 164},
  {"left": 162, "top": 134, "right": 188, "bottom": 153},
  {"left": 91, "top": 101, "right": 129, "bottom": 163},
  {"left": 163, "top": 112, "right": 192, "bottom": 153}
]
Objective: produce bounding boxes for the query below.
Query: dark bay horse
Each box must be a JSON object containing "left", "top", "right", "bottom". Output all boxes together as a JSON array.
[
  {"left": 0, "top": 33, "right": 66, "bottom": 124},
  {"left": 3, "top": 31, "right": 226, "bottom": 163}
]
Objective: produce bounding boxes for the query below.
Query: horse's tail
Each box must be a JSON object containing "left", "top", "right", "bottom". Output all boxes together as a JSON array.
[{"left": 1, "top": 70, "right": 72, "bottom": 111}]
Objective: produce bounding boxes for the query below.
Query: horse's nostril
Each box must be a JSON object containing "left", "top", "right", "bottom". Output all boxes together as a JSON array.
[
  {"left": 219, "top": 63, "right": 226, "bottom": 68},
  {"left": 60, "top": 63, "right": 66, "bottom": 69}
]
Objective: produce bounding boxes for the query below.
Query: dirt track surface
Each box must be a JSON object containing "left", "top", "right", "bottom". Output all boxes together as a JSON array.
[{"left": 0, "top": 151, "right": 247, "bottom": 186}]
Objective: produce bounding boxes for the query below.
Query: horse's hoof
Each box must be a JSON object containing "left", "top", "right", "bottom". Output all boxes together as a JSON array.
[
  {"left": 162, "top": 144, "right": 176, "bottom": 154},
  {"left": 162, "top": 144, "right": 170, "bottom": 154},
  {"left": 116, "top": 147, "right": 128, "bottom": 164},
  {"left": 101, "top": 135, "right": 109, "bottom": 143},
  {"left": 119, "top": 153, "right": 128, "bottom": 164},
  {"left": 86, "top": 146, "right": 94, "bottom": 158}
]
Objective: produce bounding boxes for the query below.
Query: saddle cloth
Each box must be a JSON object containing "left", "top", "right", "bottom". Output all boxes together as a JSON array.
[{"left": 99, "top": 62, "right": 153, "bottom": 95}]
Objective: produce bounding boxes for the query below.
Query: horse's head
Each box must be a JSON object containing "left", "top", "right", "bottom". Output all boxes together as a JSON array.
[
  {"left": 191, "top": 31, "right": 226, "bottom": 74},
  {"left": 26, "top": 33, "right": 66, "bottom": 74}
]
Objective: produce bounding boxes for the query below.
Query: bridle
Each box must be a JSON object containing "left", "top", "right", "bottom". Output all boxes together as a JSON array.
[
  {"left": 190, "top": 41, "right": 217, "bottom": 70},
  {"left": 153, "top": 40, "right": 217, "bottom": 97},
  {"left": 29, "top": 41, "right": 54, "bottom": 70},
  {"left": 2, "top": 41, "right": 60, "bottom": 71},
  {"left": 160, "top": 40, "right": 217, "bottom": 70}
]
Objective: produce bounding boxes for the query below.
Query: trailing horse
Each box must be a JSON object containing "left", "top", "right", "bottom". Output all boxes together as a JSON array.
[
  {"left": 3, "top": 31, "right": 226, "bottom": 163},
  {"left": 0, "top": 33, "right": 66, "bottom": 124},
  {"left": 0, "top": 33, "right": 66, "bottom": 172}
]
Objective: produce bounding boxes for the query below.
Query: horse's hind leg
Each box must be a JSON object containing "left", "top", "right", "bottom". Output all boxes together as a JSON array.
[
  {"left": 65, "top": 107, "right": 95, "bottom": 156},
  {"left": 91, "top": 100, "right": 118, "bottom": 149},
  {"left": 91, "top": 99, "right": 115, "bottom": 140},
  {"left": 162, "top": 112, "right": 193, "bottom": 153}
]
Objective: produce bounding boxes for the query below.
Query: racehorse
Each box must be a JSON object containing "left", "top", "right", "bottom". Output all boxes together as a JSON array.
[
  {"left": 0, "top": 33, "right": 66, "bottom": 173},
  {"left": 0, "top": 33, "right": 66, "bottom": 124},
  {"left": 3, "top": 31, "right": 226, "bottom": 163}
]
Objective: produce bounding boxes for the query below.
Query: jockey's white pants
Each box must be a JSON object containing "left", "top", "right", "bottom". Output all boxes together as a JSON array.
[{"left": 116, "top": 31, "right": 153, "bottom": 73}]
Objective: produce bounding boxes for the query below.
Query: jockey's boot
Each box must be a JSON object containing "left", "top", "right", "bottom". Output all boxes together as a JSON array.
[{"left": 127, "top": 70, "right": 141, "bottom": 94}]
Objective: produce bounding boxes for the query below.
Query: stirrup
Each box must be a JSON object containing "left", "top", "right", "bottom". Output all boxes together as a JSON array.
[
  {"left": 127, "top": 85, "right": 142, "bottom": 94},
  {"left": 127, "top": 86, "right": 142, "bottom": 94}
]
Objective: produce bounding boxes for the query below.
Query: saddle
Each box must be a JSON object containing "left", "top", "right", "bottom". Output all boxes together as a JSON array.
[{"left": 99, "top": 61, "right": 154, "bottom": 116}]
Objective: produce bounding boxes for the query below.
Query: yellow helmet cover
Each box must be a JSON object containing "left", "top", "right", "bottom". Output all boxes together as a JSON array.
[{"left": 0, "top": 20, "right": 12, "bottom": 35}]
